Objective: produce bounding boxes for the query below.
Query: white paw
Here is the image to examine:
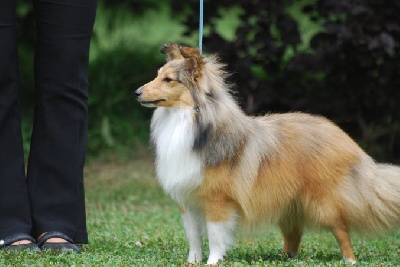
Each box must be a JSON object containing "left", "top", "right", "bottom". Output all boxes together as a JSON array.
[
  {"left": 206, "top": 254, "right": 224, "bottom": 265},
  {"left": 344, "top": 258, "right": 357, "bottom": 265},
  {"left": 187, "top": 251, "right": 203, "bottom": 264}
]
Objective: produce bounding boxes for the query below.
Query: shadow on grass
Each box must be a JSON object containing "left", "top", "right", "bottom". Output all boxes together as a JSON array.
[{"left": 225, "top": 246, "right": 347, "bottom": 265}]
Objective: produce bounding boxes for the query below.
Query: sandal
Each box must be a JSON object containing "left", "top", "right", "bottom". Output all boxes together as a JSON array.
[
  {"left": 0, "top": 233, "right": 40, "bottom": 252},
  {"left": 37, "top": 231, "right": 80, "bottom": 253}
]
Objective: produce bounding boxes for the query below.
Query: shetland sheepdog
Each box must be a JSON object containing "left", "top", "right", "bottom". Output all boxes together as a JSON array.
[{"left": 135, "top": 43, "right": 400, "bottom": 265}]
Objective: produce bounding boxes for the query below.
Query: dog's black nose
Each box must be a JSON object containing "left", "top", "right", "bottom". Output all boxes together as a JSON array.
[{"left": 135, "top": 87, "right": 142, "bottom": 98}]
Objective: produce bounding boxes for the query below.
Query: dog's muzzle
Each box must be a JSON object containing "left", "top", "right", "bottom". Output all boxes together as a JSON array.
[{"left": 135, "top": 87, "right": 165, "bottom": 107}]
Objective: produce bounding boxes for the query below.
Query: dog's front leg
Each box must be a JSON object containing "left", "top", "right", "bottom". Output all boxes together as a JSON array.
[
  {"left": 181, "top": 208, "right": 203, "bottom": 263},
  {"left": 206, "top": 214, "right": 237, "bottom": 265}
]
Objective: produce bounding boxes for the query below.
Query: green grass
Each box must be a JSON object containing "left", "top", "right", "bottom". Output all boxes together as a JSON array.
[{"left": 2, "top": 152, "right": 400, "bottom": 266}]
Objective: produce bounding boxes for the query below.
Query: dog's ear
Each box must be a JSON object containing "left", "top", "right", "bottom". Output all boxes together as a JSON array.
[
  {"left": 180, "top": 46, "right": 200, "bottom": 58},
  {"left": 160, "top": 43, "right": 203, "bottom": 63},
  {"left": 160, "top": 43, "right": 184, "bottom": 61},
  {"left": 184, "top": 57, "right": 202, "bottom": 80},
  {"left": 181, "top": 46, "right": 203, "bottom": 80}
]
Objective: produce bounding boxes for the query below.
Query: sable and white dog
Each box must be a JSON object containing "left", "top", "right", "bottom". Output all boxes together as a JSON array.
[{"left": 135, "top": 43, "right": 400, "bottom": 265}]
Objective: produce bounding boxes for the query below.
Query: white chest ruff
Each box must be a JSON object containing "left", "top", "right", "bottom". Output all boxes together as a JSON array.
[{"left": 151, "top": 108, "right": 203, "bottom": 204}]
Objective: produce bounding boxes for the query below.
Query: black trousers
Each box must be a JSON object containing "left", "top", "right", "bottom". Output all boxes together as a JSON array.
[{"left": 0, "top": 0, "right": 97, "bottom": 243}]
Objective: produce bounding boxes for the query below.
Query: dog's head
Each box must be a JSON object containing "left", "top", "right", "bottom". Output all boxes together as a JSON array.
[{"left": 135, "top": 43, "right": 204, "bottom": 108}]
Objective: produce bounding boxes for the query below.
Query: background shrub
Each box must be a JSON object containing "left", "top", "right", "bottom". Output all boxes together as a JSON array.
[{"left": 15, "top": 0, "right": 400, "bottom": 163}]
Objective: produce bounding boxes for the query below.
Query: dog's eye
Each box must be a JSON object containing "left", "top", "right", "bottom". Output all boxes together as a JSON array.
[{"left": 163, "top": 77, "right": 173, "bottom": 83}]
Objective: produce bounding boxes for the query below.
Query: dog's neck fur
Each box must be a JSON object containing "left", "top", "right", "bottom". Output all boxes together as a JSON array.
[
  {"left": 151, "top": 107, "right": 203, "bottom": 203},
  {"left": 194, "top": 56, "right": 251, "bottom": 166},
  {"left": 192, "top": 92, "right": 249, "bottom": 166}
]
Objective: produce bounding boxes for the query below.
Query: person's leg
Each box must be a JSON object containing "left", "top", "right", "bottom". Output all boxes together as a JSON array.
[
  {"left": 0, "top": 0, "right": 32, "bottom": 240},
  {"left": 27, "top": 0, "right": 97, "bottom": 243}
]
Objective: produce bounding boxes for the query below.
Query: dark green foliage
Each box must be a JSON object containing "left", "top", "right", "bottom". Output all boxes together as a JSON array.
[
  {"left": 87, "top": 47, "right": 155, "bottom": 156},
  {"left": 14, "top": 0, "right": 400, "bottom": 162}
]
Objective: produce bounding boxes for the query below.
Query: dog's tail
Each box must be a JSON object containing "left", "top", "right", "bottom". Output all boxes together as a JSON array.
[{"left": 345, "top": 158, "right": 400, "bottom": 233}]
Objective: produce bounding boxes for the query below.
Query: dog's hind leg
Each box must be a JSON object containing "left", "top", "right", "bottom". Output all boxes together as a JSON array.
[
  {"left": 279, "top": 221, "right": 303, "bottom": 258},
  {"left": 279, "top": 204, "right": 304, "bottom": 258},
  {"left": 181, "top": 207, "right": 204, "bottom": 264},
  {"left": 330, "top": 225, "right": 357, "bottom": 264}
]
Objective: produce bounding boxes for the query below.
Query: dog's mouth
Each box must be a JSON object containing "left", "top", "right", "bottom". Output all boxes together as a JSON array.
[{"left": 138, "top": 99, "right": 166, "bottom": 107}]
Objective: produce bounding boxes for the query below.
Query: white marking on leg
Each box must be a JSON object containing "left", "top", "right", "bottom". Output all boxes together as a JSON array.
[
  {"left": 182, "top": 211, "right": 203, "bottom": 263},
  {"left": 344, "top": 257, "right": 357, "bottom": 265},
  {"left": 206, "top": 214, "right": 237, "bottom": 265}
]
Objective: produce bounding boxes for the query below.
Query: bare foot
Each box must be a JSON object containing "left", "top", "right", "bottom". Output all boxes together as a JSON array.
[
  {"left": 38, "top": 233, "right": 68, "bottom": 243},
  {"left": 11, "top": 240, "right": 32, "bottom": 245}
]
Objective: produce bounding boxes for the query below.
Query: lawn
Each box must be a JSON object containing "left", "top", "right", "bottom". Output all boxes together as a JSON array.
[{"left": 2, "top": 151, "right": 400, "bottom": 266}]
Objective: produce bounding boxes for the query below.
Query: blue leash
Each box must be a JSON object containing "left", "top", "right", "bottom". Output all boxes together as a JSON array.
[{"left": 199, "top": 0, "right": 204, "bottom": 54}]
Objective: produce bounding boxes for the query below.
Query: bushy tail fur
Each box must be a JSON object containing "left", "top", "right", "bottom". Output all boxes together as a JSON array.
[
  {"left": 370, "top": 163, "right": 400, "bottom": 228},
  {"left": 345, "top": 158, "right": 400, "bottom": 233}
]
